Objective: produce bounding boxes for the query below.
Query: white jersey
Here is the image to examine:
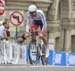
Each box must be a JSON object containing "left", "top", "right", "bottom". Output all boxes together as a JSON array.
[
  {"left": 0, "top": 25, "right": 7, "bottom": 38},
  {"left": 26, "top": 10, "right": 47, "bottom": 32}
]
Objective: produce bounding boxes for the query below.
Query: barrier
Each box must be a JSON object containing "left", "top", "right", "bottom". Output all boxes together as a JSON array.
[
  {"left": 48, "top": 50, "right": 66, "bottom": 66},
  {"left": 1, "top": 43, "right": 75, "bottom": 66},
  {"left": 48, "top": 50, "right": 75, "bottom": 66},
  {"left": 66, "top": 53, "right": 75, "bottom": 66}
]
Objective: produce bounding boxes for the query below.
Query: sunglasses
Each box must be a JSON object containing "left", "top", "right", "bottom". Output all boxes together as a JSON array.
[{"left": 29, "top": 11, "right": 36, "bottom": 14}]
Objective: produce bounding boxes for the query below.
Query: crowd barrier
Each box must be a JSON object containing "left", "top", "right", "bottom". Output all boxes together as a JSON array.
[
  {"left": 0, "top": 42, "right": 75, "bottom": 66},
  {"left": 47, "top": 50, "right": 75, "bottom": 66}
]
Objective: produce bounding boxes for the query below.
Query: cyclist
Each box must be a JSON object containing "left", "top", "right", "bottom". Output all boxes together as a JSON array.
[
  {"left": 21, "top": 5, "right": 48, "bottom": 63},
  {"left": 0, "top": 20, "right": 10, "bottom": 40}
]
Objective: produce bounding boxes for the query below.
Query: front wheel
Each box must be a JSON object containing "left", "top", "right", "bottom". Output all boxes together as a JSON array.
[{"left": 28, "top": 41, "right": 40, "bottom": 65}]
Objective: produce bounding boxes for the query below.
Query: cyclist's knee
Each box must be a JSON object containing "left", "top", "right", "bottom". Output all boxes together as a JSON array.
[{"left": 39, "top": 33, "right": 44, "bottom": 39}]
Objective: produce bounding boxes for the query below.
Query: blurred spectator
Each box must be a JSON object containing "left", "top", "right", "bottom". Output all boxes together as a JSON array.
[{"left": 0, "top": 20, "right": 10, "bottom": 40}]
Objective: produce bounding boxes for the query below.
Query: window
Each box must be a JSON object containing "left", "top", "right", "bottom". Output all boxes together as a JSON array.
[{"left": 55, "top": 37, "right": 60, "bottom": 51}]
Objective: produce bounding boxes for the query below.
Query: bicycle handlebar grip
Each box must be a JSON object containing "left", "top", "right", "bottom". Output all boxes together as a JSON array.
[
  {"left": 21, "top": 34, "right": 26, "bottom": 40},
  {"left": 16, "top": 38, "right": 24, "bottom": 43}
]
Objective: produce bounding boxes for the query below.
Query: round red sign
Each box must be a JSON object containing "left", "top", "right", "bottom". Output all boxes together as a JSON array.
[
  {"left": 10, "top": 11, "right": 24, "bottom": 26},
  {"left": 0, "top": 0, "right": 5, "bottom": 16}
]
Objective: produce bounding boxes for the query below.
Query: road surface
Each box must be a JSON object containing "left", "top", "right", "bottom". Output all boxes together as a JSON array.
[{"left": 0, "top": 64, "right": 74, "bottom": 71}]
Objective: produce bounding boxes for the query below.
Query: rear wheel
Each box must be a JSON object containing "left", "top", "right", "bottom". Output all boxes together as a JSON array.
[{"left": 39, "top": 44, "right": 47, "bottom": 65}]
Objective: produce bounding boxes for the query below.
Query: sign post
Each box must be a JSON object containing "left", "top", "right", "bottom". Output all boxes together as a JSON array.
[
  {"left": 10, "top": 11, "right": 24, "bottom": 39},
  {"left": 16, "top": 27, "right": 18, "bottom": 39}
]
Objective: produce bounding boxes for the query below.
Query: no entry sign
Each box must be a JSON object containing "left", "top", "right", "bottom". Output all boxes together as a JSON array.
[
  {"left": 0, "top": 0, "right": 5, "bottom": 16},
  {"left": 0, "top": 0, "right": 5, "bottom": 24},
  {"left": 10, "top": 11, "right": 24, "bottom": 26}
]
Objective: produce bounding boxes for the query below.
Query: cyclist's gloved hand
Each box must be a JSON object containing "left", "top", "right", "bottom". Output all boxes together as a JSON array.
[
  {"left": 16, "top": 34, "right": 26, "bottom": 43},
  {"left": 16, "top": 38, "right": 24, "bottom": 43},
  {"left": 21, "top": 34, "right": 26, "bottom": 40}
]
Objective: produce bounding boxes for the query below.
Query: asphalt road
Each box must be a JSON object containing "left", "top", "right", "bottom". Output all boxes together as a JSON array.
[{"left": 0, "top": 64, "right": 74, "bottom": 71}]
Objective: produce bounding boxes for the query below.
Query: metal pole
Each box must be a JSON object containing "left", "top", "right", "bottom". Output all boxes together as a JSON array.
[{"left": 16, "top": 27, "right": 18, "bottom": 39}]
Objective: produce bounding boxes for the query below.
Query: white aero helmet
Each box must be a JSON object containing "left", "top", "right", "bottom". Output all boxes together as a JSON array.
[{"left": 28, "top": 5, "right": 37, "bottom": 12}]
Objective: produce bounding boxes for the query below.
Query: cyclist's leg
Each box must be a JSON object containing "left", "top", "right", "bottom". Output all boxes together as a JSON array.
[
  {"left": 39, "top": 31, "right": 49, "bottom": 64},
  {"left": 39, "top": 30, "right": 47, "bottom": 47},
  {"left": 38, "top": 20, "right": 48, "bottom": 48},
  {"left": 39, "top": 32, "right": 47, "bottom": 45}
]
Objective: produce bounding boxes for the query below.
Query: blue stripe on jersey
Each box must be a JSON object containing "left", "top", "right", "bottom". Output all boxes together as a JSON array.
[{"left": 32, "top": 20, "right": 43, "bottom": 29}]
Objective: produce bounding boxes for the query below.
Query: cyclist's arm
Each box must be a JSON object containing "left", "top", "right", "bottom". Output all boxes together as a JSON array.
[
  {"left": 26, "top": 13, "right": 30, "bottom": 33},
  {"left": 40, "top": 12, "right": 47, "bottom": 32},
  {"left": 20, "top": 13, "right": 31, "bottom": 40}
]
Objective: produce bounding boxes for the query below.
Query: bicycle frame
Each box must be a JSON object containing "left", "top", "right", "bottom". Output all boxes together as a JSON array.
[
  {"left": 30, "top": 31, "right": 45, "bottom": 55},
  {"left": 28, "top": 31, "right": 46, "bottom": 65}
]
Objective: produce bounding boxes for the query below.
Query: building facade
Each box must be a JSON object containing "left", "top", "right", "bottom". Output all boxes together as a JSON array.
[{"left": 5, "top": 0, "right": 75, "bottom": 52}]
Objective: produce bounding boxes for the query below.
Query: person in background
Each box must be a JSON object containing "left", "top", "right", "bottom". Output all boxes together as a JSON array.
[{"left": 0, "top": 20, "right": 10, "bottom": 40}]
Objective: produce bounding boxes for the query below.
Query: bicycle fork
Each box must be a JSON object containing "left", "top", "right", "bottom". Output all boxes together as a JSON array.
[{"left": 36, "top": 36, "right": 43, "bottom": 56}]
